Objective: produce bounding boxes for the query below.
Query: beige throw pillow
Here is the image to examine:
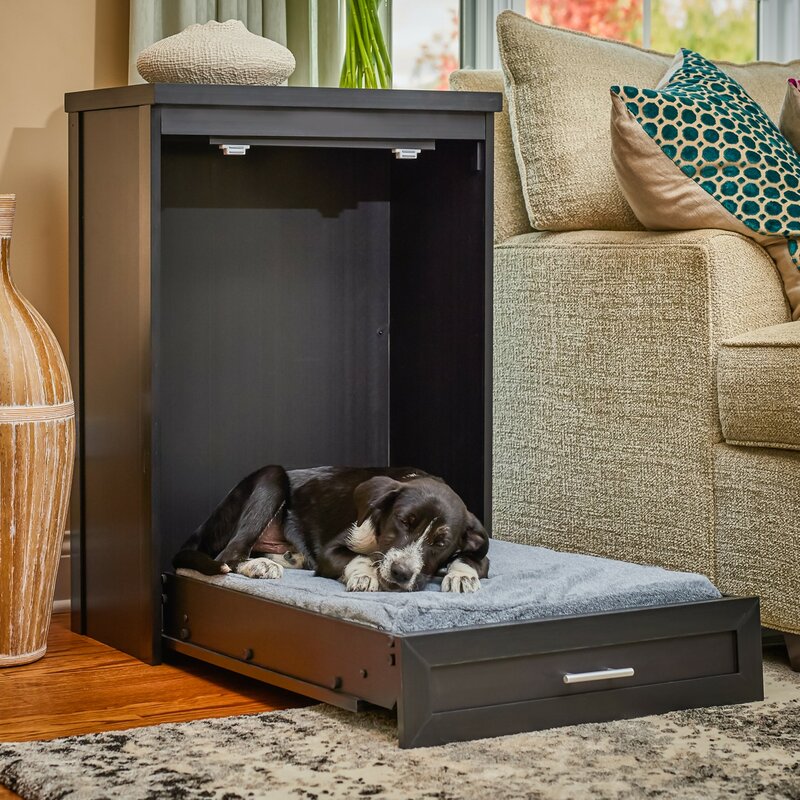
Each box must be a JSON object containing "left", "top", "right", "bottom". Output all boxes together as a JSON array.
[
  {"left": 780, "top": 79, "right": 800, "bottom": 153},
  {"left": 497, "top": 10, "right": 800, "bottom": 232}
]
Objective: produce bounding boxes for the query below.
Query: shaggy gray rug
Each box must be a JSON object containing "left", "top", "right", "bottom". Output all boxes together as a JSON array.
[{"left": 1, "top": 654, "right": 798, "bottom": 800}]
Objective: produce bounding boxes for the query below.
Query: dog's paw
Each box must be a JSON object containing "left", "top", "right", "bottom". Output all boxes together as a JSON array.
[
  {"left": 346, "top": 573, "right": 380, "bottom": 592},
  {"left": 441, "top": 560, "right": 481, "bottom": 594},
  {"left": 343, "top": 556, "right": 380, "bottom": 592},
  {"left": 236, "top": 558, "right": 284, "bottom": 580}
]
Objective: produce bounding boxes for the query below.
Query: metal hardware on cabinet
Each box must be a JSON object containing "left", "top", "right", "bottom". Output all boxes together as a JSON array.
[
  {"left": 219, "top": 143, "right": 250, "bottom": 156},
  {"left": 562, "top": 667, "right": 635, "bottom": 685},
  {"left": 392, "top": 148, "right": 421, "bottom": 159}
]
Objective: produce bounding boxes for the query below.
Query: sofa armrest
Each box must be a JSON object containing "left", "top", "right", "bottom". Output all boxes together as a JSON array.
[
  {"left": 718, "top": 321, "right": 800, "bottom": 450},
  {"left": 493, "top": 228, "right": 789, "bottom": 577}
]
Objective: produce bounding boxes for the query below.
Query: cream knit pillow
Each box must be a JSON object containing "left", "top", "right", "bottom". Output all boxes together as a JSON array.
[{"left": 497, "top": 12, "right": 671, "bottom": 231}]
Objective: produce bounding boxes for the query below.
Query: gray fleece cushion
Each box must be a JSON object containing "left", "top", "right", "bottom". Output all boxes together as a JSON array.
[{"left": 177, "top": 540, "right": 720, "bottom": 635}]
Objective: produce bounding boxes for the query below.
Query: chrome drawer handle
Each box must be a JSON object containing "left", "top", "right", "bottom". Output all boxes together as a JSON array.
[{"left": 563, "top": 667, "right": 635, "bottom": 685}]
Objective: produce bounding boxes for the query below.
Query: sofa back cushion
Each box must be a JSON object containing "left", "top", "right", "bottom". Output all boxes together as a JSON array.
[
  {"left": 449, "top": 69, "right": 532, "bottom": 243},
  {"left": 497, "top": 10, "right": 800, "bottom": 232}
]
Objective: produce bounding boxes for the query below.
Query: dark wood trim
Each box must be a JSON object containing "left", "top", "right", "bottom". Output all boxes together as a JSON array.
[
  {"left": 785, "top": 633, "right": 800, "bottom": 671},
  {"left": 68, "top": 111, "right": 85, "bottom": 634},
  {"left": 483, "top": 112, "right": 494, "bottom": 532},
  {"left": 159, "top": 107, "right": 485, "bottom": 140},
  {"left": 162, "top": 574, "right": 399, "bottom": 710},
  {"left": 164, "top": 637, "right": 364, "bottom": 710},
  {"left": 65, "top": 84, "right": 502, "bottom": 114}
]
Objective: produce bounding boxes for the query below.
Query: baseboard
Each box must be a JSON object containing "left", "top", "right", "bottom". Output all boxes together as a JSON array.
[{"left": 54, "top": 530, "right": 71, "bottom": 612}]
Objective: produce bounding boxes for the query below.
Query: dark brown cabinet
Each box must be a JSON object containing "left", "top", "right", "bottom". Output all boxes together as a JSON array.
[{"left": 66, "top": 85, "right": 499, "bottom": 663}]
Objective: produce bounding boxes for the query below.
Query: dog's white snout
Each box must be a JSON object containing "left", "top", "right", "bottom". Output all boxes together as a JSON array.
[{"left": 379, "top": 541, "right": 424, "bottom": 589}]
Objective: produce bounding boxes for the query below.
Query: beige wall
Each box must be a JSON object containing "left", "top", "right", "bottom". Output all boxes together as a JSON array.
[{"left": 0, "top": 0, "right": 129, "bottom": 358}]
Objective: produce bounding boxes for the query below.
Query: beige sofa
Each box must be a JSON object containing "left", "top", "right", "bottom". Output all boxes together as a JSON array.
[{"left": 452, "top": 68, "right": 800, "bottom": 657}]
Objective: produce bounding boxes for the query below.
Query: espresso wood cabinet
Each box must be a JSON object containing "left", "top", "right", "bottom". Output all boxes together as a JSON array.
[{"left": 66, "top": 85, "right": 500, "bottom": 663}]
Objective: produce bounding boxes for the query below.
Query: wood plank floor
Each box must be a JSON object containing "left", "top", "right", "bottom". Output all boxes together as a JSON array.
[{"left": 0, "top": 614, "right": 307, "bottom": 799}]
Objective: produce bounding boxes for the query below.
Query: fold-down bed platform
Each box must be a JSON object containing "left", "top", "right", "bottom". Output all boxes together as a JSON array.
[{"left": 164, "top": 541, "right": 762, "bottom": 748}]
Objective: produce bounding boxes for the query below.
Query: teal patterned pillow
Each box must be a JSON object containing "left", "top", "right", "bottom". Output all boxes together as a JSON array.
[{"left": 610, "top": 48, "right": 800, "bottom": 319}]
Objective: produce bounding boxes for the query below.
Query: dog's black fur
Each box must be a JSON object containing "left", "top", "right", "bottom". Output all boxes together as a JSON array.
[{"left": 173, "top": 466, "right": 489, "bottom": 592}]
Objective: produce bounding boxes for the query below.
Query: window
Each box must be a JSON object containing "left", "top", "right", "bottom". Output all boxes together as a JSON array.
[
  {"left": 525, "top": 0, "right": 758, "bottom": 62},
  {"left": 389, "top": 0, "right": 773, "bottom": 88},
  {"left": 392, "top": 0, "right": 460, "bottom": 89},
  {"left": 526, "top": 0, "right": 643, "bottom": 45}
]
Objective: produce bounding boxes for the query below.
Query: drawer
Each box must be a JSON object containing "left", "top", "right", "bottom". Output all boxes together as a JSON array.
[
  {"left": 398, "top": 598, "right": 762, "bottom": 747},
  {"left": 426, "top": 630, "right": 737, "bottom": 712}
]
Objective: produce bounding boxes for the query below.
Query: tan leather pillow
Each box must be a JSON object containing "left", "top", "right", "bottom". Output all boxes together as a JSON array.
[
  {"left": 610, "top": 49, "right": 800, "bottom": 320},
  {"left": 497, "top": 10, "right": 800, "bottom": 232},
  {"left": 780, "top": 79, "right": 800, "bottom": 153}
]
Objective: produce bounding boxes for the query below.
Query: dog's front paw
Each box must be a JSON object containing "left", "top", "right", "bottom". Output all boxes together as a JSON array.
[
  {"left": 343, "top": 556, "right": 380, "bottom": 592},
  {"left": 441, "top": 561, "right": 481, "bottom": 594},
  {"left": 236, "top": 558, "right": 284, "bottom": 580},
  {"left": 346, "top": 574, "right": 380, "bottom": 592}
]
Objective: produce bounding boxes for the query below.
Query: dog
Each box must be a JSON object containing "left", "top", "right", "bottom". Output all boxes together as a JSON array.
[{"left": 173, "top": 466, "right": 489, "bottom": 593}]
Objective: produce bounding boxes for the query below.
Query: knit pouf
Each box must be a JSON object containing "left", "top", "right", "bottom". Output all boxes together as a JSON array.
[{"left": 136, "top": 20, "right": 296, "bottom": 86}]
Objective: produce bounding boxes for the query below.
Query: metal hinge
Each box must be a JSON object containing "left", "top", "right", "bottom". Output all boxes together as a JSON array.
[
  {"left": 392, "top": 148, "right": 421, "bottom": 160},
  {"left": 219, "top": 143, "right": 250, "bottom": 156}
]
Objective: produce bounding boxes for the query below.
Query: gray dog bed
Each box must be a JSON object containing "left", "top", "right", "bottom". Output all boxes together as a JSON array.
[{"left": 178, "top": 540, "right": 720, "bottom": 635}]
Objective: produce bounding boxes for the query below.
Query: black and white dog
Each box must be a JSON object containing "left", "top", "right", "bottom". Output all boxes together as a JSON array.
[{"left": 173, "top": 466, "right": 489, "bottom": 593}]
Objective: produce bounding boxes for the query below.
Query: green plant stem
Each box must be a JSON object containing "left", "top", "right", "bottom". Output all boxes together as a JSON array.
[
  {"left": 349, "top": 0, "right": 375, "bottom": 88},
  {"left": 369, "top": 0, "right": 392, "bottom": 81},
  {"left": 359, "top": 0, "right": 386, "bottom": 88}
]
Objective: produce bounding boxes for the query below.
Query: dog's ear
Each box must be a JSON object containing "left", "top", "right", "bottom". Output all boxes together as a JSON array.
[
  {"left": 460, "top": 513, "right": 489, "bottom": 560},
  {"left": 354, "top": 477, "right": 404, "bottom": 525}
]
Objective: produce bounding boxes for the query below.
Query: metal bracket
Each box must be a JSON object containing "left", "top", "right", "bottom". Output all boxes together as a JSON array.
[
  {"left": 392, "top": 148, "right": 421, "bottom": 160},
  {"left": 219, "top": 143, "right": 250, "bottom": 156}
]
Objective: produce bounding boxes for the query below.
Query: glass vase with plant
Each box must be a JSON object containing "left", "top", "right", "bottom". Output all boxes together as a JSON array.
[{"left": 340, "top": 0, "right": 392, "bottom": 88}]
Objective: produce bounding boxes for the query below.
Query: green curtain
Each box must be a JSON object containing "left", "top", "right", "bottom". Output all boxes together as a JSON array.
[{"left": 128, "top": 0, "right": 346, "bottom": 87}]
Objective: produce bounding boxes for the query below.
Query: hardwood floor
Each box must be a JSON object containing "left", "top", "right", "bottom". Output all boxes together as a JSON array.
[{"left": 0, "top": 614, "right": 307, "bottom": 799}]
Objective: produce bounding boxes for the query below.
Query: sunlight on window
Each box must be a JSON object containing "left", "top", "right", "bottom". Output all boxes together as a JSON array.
[
  {"left": 392, "top": 0, "right": 459, "bottom": 90},
  {"left": 526, "top": 0, "right": 643, "bottom": 45},
  {"left": 650, "top": 0, "right": 757, "bottom": 62},
  {"left": 526, "top": 0, "right": 757, "bottom": 62}
]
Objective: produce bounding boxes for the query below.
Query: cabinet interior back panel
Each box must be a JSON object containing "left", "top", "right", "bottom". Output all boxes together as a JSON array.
[{"left": 157, "top": 143, "right": 390, "bottom": 565}]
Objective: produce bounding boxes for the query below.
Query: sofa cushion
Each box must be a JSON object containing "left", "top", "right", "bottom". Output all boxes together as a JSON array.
[
  {"left": 449, "top": 69, "right": 532, "bottom": 243},
  {"left": 497, "top": 10, "right": 800, "bottom": 233},
  {"left": 780, "top": 79, "right": 800, "bottom": 153},
  {"left": 717, "top": 321, "right": 800, "bottom": 450},
  {"left": 610, "top": 49, "right": 800, "bottom": 320}
]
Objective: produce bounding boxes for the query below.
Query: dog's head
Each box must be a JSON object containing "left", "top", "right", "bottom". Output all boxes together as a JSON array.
[{"left": 351, "top": 475, "right": 488, "bottom": 591}]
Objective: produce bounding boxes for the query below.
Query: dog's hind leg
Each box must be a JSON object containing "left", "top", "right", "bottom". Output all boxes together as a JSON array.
[{"left": 215, "top": 465, "right": 289, "bottom": 577}]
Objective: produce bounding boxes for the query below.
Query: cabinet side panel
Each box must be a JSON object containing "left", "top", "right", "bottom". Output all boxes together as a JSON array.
[
  {"left": 68, "top": 112, "right": 84, "bottom": 633},
  {"left": 81, "top": 106, "right": 156, "bottom": 661},
  {"left": 390, "top": 139, "right": 489, "bottom": 522}
]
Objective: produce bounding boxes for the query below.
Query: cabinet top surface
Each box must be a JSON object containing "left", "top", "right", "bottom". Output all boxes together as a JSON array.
[{"left": 64, "top": 84, "right": 502, "bottom": 114}]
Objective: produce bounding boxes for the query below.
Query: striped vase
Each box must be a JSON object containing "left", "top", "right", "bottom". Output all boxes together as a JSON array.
[{"left": 0, "top": 194, "right": 75, "bottom": 666}]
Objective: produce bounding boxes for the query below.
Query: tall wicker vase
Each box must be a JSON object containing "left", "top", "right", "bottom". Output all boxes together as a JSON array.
[{"left": 0, "top": 194, "right": 75, "bottom": 667}]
